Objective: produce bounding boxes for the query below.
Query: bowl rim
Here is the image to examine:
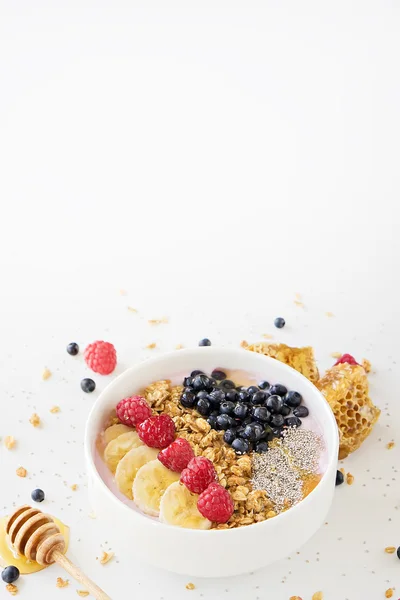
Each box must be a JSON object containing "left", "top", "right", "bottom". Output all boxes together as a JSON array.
[{"left": 84, "top": 347, "right": 339, "bottom": 536}]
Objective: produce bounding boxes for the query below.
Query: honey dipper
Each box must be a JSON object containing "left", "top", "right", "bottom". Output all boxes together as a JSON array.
[{"left": 6, "top": 505, "right": 111, "bottom": 600}]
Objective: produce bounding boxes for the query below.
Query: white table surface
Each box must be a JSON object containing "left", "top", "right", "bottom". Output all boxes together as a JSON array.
[{"left": 1, "top": 2, "right": 399, "bottom": 599}]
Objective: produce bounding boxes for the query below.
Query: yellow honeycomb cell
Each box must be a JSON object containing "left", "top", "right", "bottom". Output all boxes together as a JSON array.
[{"left": 246, "top": 343, "right": 319, "bottom": 383}]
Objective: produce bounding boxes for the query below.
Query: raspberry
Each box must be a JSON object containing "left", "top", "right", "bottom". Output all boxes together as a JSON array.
[
  {"left": 116, "top": 396, "right": 152, "bottom": 428},
  {"left": 334, "top": 353, "right": 359, "bottom": 367},
  {"left": 197, "top": 482, "right": 234, "bottom": 524},
  {"left": 180, "top": 456, "right": 217, "bottom": 494},
  {"left": 158, "top": 438, "right": 194, "bottom": 472},
  {"left": 84, "top": 341, "right": 117, "bottom": 375},
  {"left": 137, "top": 414, "right": 175, "bottom": 448}
]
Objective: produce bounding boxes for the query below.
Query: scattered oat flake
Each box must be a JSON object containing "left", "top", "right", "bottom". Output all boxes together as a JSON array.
[
  {"left": 362, "top": 358, "right": 372, "bottom": 373},
  {"left": 56, "top": 577, "right": 69, "bottom": 588},
  {"left": 240, "top": 340, "right": 249, "bottom": 348},
  {"left": 127, "top": 306, "right": 137, "bottom": 313},
  {"left": 119, "top": 289, "right": 127, "bottom": 296},
  {"left": 175, "top": 344, "right": 184, "bottom": 350},
  {"left": 146, "top": 343, "right": 157, "bottom": 349},
  {"left": 71, "top": 484, "right": 78, "bottom": 491},
  {"left": 88, "top": 511, "right": 97, "bottom": 519},
  {"left": 77, "top": 592, "right": 89, "bottom": 597},
  {"left": 42, "top": 368, "right": 52, "bottom": 380},
  {"left": 186, "top": 583, "right": 195, "bottom": 590},
  {"left": 99, "top": 551, "right": 114, "bottom": 565},
  {"left": 295, "top": 293, "right": 302, "bottom": 300},
  {"left": 312, "top": 593, "right": 323, "bottom": 600},
  {"left": 325, "top": 311, "right": 334, "bottom": 317},
  {"left": 294, "top": 300, "right": 304, "bottom": 307},
  {"left": 29, "top": 413, "right": 41, "bottom": 427},
  {"left": 346, "top": 473, "right": 354, "bottom": 485},
  {"left": 387, "top": 441, "right": 395, "bottom": 450},
  {"left": 50, "top": 406, "right": 60, "bottom": 414},
  {"left": 4, "top": 436, "right": 15, "bottom": 450},
  {"left": 385, "top": 546, "right": 396, "bottom": 554},
  {"left": 331, "top": 352, "right": 342, "bottom": 358},
  {"left": 262, "top": 333, "right": 274, "bottom": 339},
  {"left": 148, "top": 317, "right": 168, "bottom": 325},
  {"left": 267, "top": 510, "right": 277, "bottom": 518},
  {"left": 16, "top": 467, "right": 27, "bottom": 478},
  {"left": 6, "top": 584, "right": 18, "bottom": 595},
  {"left": 385, "top": 589, "right": 393, "bottom": 598}
]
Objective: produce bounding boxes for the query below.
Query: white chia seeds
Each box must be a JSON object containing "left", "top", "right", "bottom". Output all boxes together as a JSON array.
[{"left": 251, "top": 428, "right": 324, "bottom": 512}]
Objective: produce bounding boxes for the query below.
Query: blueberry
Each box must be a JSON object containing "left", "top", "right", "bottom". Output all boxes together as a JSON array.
[
  {"left": 250, "top": 390, "right": 266, "bottom": 405},
  {"left": 81, "top": 378, "right": 95, "bottom": 393},
  {"left": 192, "top": 374, "right": 212, "bottom": 391},
  {"left": 396, "top": 546, "right": 400, "bottom": 560},
  {"left": 293, "top": 405, "right": 309, "bottom": 418},
  {"left": 31, "top": 488, "right": 45, "bottom": 503},
  {"left": 243, "top": 423, "right": 264, "bottom": 442},
  {"left": 208, "top": 377, "right": 217, "bottom": 388},
  {"left": 216, "top": 414, "right": 236, "bottom": 430},
  {"left": 219, "top": 401, "right": 235, "bottom": 415},
  {"left": 191, "top": 370, "right": 204, "bottom": 377},
  {"left": 235, "top": 425, "right": 245, "bottom": 437},
  {"left": 280, "top": 404, "right": 291, "bottom": 417},
  {"left": 258, "top": 380, "right": 270, "bottom": 390},
  {"left": 181, "top": 391, "right": 196, "bottom": 408},
  {"left": 238, "top": 390, "right": 250, "bottom": 403},
  {"left": 232, "top": 437, "right": 250, "bottom": 454},
  {"left": 242, "top": 416, "right": 253, "bottom": 426},
  {"left": 252, "top": 407, "right": 270, "bottom": 423},
  {"left": 211, "top": 369, "right": 226, "bottom": 380},
  {"left": 1, "top": 566, "right": 20, "bottom": 584},
  {"left": 196, "top": 390, "right": 209, "bottom": 401},
  {"left": 196, "top": 398, "right": 211, "bottom": 416},
  {"left": 66, "top": 342, "right": 79, "bottom": 356},
  {"left": 284, "top": 391, "right": 302, "bottom": 408},
  {"left": 199, "top": 338, "right": 211, "bottom": 346},
  {"left": 233, "top": 403, "right": 249, "bottom": 420},
  {"left": 270, "top": 414, "right": 285, "bottom": 427},
  {"left": 223, "top": 428, "right": 237, "bottom": 445},
  {"left": 247, "top": 385, "right": 259, "bottom": 395},
  {"left": 269, "top": 384, "right": 287, "bottom": 397},
  {"left": 285, "top": 416, "right": 302, "bottom": 428},
  {"left": 183, "top": 376, "right": 193, "bottom": 387},
  {"left": 335, "top": 470, "right": 344, "bottom": 486},
  {"left": 271, "top": 427, "right": 283, "bottom": 438},
  {"left": 207, "top": 414, "right": 218, "bottom": 429},
  {"left": 255, "top": 441, "right": 269, "bottom": 453},
  {"left": 266, "top": 395, "right": 283, "bottom": 413},
  {"left": 274, "top": 317, "right": 285, "bottom": 329},
  {"left": 226, "top": 389, "right": 238, "bottom": 402},
  {"left": 208, "top": 389, "right": 225, "bottom": 405},
  {"left": 220, "top": 379, "right": 236, "bottom": 390}
]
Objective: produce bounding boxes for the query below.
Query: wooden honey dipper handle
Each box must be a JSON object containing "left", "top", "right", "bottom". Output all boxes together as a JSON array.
[{"left": 52, "top": 551, "right": 112, "bottom": 600}]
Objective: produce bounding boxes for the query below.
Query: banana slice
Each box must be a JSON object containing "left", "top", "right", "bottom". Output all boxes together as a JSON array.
[
  {"left": 104, "top": 431, "right": 143, "bottom": 473},
  {"left": 159, "top": 481, "right": 212, "bottom": 530},
  {"left": 115, "top": 446, "right": 159, "bottom": 499},
  {"left": 103, "top": 423, "right": 132, "bottom": 445},
  {"left": 132, "top": 460, "right": 180, "bottom": 517}
]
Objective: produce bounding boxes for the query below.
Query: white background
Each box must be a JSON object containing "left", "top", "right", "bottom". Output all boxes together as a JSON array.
[{"left": 0, "top": 1, "right": 399, "bottom": 599}]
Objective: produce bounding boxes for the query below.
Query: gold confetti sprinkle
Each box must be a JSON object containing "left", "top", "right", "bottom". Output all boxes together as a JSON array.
[
  {"left": 385, "top": 546, "right": 396, "bottom": 554},
  {"left": 16, "top": 467, "right": 27, "bottom": 478},
  {"left": 127, "top": 306, "right": 137, "bottom": 313},
  {"left": 71, "top": 484, "right": 78, "bottom": 491},
  {"left": 186, "top": 583, "right": 195, "bottom": 590},
  {"left": 325, "top": 312, "right": 334, "bottom": 317},
  {"left": 262, "top": 333, "right": 274, "bottom": 339},
  {"left": 148, "top": 317, "right": 168, "bottom": 325},
  {"left": 175, "top": 344, "right": 184, "bottom": 350},
  {"left": 50, "top": 406, "right": 60, "bottom": 414},
  {"left": 56, "top": 577, "right": 69, "bottom": 588},
  {"left": 346, "top": 473, "right": 354, "bottom": 485},
  {"left": 29, "top": 413, "right": 41, "bottom": 427},
  {"left": 99, "top": 551, "right": 114, "bottom": 565},
  {"left": 77, "top": 592, "right": 89, "bottom": 597},
  {"left": 146, "top": 343, "right": 157, "bottom": 349},
  {"left": 42, "top": 368, "right": 52, "bottom": 380},
  {"left": 312, "top": 593, "right": 323, "bottom": 600},
  {"left": 240, "top": 340, "right": 249, "bottom": 348},
  {"left": 6, "top": 583, "right": 18, "bottom": 595},
  {"left": 4, "top": 436, "right": 15, "bottom": 450},
  {"left": 385, "top": 589, "right": 393, "bottom": 599},
  {"left": 387, "top": 441, "right": 395, "bottom": 450}
]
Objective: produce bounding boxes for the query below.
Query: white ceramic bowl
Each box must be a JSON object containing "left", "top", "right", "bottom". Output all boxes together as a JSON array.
[{"left": 85, "top": 347, "right": 338, "bottom": 577}]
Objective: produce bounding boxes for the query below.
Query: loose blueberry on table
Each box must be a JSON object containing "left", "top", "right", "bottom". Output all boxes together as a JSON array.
[{"left": 179, "top": 370, "right": 310, "bottom": 454}]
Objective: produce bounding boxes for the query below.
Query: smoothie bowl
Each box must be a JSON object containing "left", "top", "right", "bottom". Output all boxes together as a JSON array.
[{"left": 85, "top": 348, "right": 339, "bottom": 577}]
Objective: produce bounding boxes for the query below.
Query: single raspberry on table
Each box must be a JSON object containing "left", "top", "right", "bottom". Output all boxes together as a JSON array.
[
  {"left": 197, "top": 482, "right": 234, "bottom": 524},
  {"left": 180, "top": 456, "right": 217, "bottom": 494},
  {"left": 334, "top": 353, "right": 359, "bottom": 367},
  {"left": 158, "top": 438, "right": 194, "bottom": 472},
  {"left": 137, "top": 414, "right": 175, "bottom": 448},
  {"left": 84, "top": 341, "right": 117, "bottom": 375},
  {"left": 116, "top": 396, "right": 152, "bottom": 428}
]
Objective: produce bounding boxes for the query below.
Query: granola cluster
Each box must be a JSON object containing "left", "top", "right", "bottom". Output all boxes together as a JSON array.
[{"left": 143, "top": 380, "right": 273, "bottom": 529}]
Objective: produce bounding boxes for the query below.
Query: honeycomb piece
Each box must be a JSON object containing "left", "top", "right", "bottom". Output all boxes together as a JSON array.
[
  {"left": 317, "top": 363, "right": 380, "bottom": 459},
  {"left": 246, "top": 343, "right": 319, "bottom": 383}
]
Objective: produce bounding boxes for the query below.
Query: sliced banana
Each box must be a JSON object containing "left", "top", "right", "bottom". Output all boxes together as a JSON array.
[
  {"left": 132, "top": 460, "right": 180, "bottom": 517},
  {"left": 115, "top": 446, "right": 159, "bottom": 499},
  {"left": 104, "top": 431, "right": 143, "bottom": 473},
  {"left": 159, "top": 481, "right": 212, "bottom": 530},
  {"left": 103, "top": 423, "right": 132, "bottom": 445}
]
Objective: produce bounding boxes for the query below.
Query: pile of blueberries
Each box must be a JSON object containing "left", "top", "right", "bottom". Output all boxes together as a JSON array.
[{"left": 179, "top": 369, "right": 309, "bottom": 454}]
